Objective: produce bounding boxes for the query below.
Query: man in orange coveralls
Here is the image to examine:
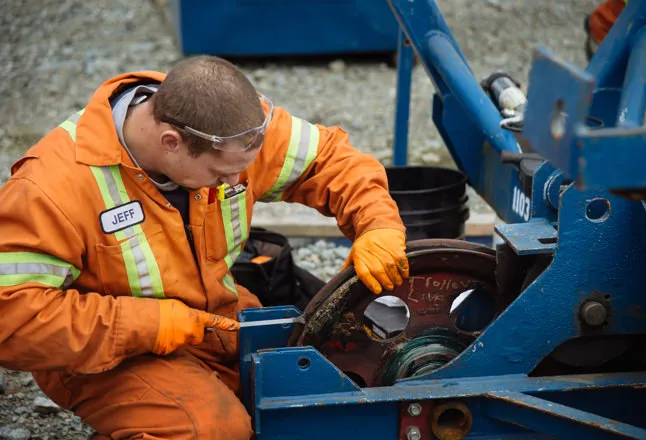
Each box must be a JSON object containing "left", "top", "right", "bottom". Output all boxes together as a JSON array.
[
  {"left": 0, "top": 55, "right": 409, "bottom": 439},
  {"left": 585, "top": 0, "right": 627, "bottom": 59}
]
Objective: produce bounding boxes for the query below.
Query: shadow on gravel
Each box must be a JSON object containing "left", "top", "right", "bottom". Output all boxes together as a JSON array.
[{"left": 182, "top": 52, "right": 399, "bottom": 70}]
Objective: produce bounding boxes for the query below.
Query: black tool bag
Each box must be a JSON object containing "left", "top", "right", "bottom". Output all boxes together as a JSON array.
[{"left": 231, "top": 227, "right": 325, "bottom": 311}]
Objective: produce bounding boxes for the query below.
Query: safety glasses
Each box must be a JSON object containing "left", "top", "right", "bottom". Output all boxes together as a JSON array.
[{"left": 161, "top": 94, "right": 274, "bottom": 152}]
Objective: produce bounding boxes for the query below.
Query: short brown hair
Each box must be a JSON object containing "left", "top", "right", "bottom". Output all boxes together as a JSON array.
[{"left": 152, "top": 55, "right": 265, "bottom": 156}]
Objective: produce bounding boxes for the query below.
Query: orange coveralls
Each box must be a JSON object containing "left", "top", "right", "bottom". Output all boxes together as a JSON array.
[
  {"left": 0, "top": 71, "right": 405, "bottom": 439},
  {"left": 588, "top": 0, "right": 627, "bottom": 44}
]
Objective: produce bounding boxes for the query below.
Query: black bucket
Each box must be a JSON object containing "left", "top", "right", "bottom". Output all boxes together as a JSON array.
[{"left": 385, "top": 166, "right": 470, "bottom": 240}]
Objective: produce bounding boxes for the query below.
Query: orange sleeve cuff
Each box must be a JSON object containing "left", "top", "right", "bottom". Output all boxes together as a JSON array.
[
  {"left": 353, "top": 221, "right": 406, "bottom": 242},
  {"left": 114, "top": 296, "right": 160, "bottom": 359}
]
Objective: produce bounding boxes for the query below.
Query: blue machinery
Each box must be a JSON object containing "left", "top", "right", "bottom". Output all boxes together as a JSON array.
[{"left": 238, "top": 1, "right": 646, "bottom": 439}]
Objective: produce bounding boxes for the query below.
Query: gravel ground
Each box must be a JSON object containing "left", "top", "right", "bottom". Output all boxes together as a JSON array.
[
  {"left": 0, "top": 0, "right": 599, "bottom": 438},
  {"left": 293, "top": 239, "right": 352, "bottom": 282}
]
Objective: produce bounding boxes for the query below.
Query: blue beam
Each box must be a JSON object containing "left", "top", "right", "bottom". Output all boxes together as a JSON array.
[
  {"left": 586, "top": 0, "right": 646, "bottom": 89},
  {"left": 485, "top": 391, "right": 646, "bottom": 440},
  {"left": 388, "top": 0, "right": 470, "bottom": 96},
  {"left": 251, "top": 344, "right": 646, "bottom": 409},
  {"left": 424, "top": 31, "right": 520, "bottom": 155},
  {"left": 392, "top": 29, "right": 414, "bottom": 166},
  {"left": 388, "top": 0, "right": 527, "bottom": 222},
  {"left": 617, "top": 28, "right": 646, "bottom": 128}
]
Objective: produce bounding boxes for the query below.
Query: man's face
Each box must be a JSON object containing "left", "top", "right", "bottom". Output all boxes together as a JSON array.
[{"left": 159, "top": 139, "right": 260, "bottom": 191}]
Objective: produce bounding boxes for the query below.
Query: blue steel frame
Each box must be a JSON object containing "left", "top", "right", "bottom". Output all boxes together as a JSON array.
[
  {"left": 238, "top": 1, "right": 646, "bottom": 438},
  {"left": 390, "top": 0, "right": 525, "bottom": 224}
]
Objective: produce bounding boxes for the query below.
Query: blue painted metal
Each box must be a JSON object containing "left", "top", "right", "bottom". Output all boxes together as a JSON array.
[
  {"left": 240, "top": 342, "right": 646, "bottom": 439},
  {"left": 392, "top": 30, "right": 414, "bottom": 166},
  {"left": 534, "top": 387, "right": 646, "bottom": 430},
  {"left": 522, "top": 0, "right": 646, "bottom": 191},
  {"left": 170, "top": 0, "right": 400, "bottom": 57},
  {"left": 247, "top": 347, "right": 646, "bottom": 405},
  {"left": 522, "top": 45, "right": 646, "bottom": 191},
  {"left": 522, "top": 46, "right": 596, "bottom": 183},
  {"left": 539, "top": 167, "right": 566, "bottom": 217},
  {"left": 494, "top": 218, "right": 556, "bottom": 255},
  {"left": 238, "top": 306, "right": 302, "bottom": 411},
  {"left": 419, "top": 186, "right": 646, "bottom": 380},
  {"left": 586, "top": 0, "right": 646, "bottom": 90},
  {"left": 388, "top": 0, "right": 527, "bottom": 224},
  {"left": 252, "top": 347, "right": 360, "bottom": 399},
  {"left": 464, "top": 235, "right": 495, "bottom": 247},
  {"left": 617, "top": 28, "right": 646, "bottom": 127},
  {"left": 238, "top": 1, "right": 646, "bottom": 438},
  {"left": 485, "top": 391, "right": 646, "bottom": 440},
  {"left": 424, "top": 32, "right": 521, "bottom": 157}
]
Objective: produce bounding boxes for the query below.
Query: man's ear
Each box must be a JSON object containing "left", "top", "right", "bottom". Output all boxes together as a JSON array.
[{"left": 160, "top": 130, "right": 182, "bottom": 153}]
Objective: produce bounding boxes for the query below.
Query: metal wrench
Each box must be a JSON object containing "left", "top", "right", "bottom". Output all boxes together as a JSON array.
[{"left": 206, "top": 315, "right": 305, "bottom": 332}]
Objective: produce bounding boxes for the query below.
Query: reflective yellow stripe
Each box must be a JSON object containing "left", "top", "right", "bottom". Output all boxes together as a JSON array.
[
  {"left": 59, "top": 111, "right": 164, "bottom": 298},
  {"left": 58, "top": 109, "right": 85, "bottom": 141},
  {"left": 90, "top": 165, "right": 165, "bottom": 298},
  {"left": 220, "top": 190, "right": 248, "bottom": 296},
  {"left": 0, "top": 252, "right": 80, "bottom": 288},
  {"left": 260, "top": 116, "right": 320, "bottom": 202},
  {"left": 223, "top": 273, "right": 237, "bottom": 296}
]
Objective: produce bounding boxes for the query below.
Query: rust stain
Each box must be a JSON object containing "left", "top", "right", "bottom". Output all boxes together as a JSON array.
[{"left": 551, "top": 376, "right": 595, "bottom": 385}]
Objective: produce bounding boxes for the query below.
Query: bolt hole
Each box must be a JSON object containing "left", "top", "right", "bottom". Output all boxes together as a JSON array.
[
  {"left": 298, "top": 357, "right": 311, "bottom": 370},
  {"left": 432, "top": 402, "right": 473, "bottom": 440},
  {"left": 363, "top": 295, "right": 410, "bottom": 341},
  {"left": 550, "top": 99, "right": 567, "bottom": 140},
  {"left": 437, "top": 408, "right": 468, "bottom": 431},
  {"left": 450, "top": 285, "right": 495, "bottom": 333},
  {"left": 586, "top": 198, "right": 610, "bottom": 222}
]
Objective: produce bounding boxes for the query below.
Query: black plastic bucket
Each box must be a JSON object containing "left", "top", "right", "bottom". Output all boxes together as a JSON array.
[{"left": 385, "top": 166, "right": 470, "bottom": 240}]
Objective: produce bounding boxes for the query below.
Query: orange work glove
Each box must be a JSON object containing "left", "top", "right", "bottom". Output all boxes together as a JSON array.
[
  {"left": 342, "top": 229, "right": 409, "bottom": 294},
  {"left": 153, "top": 299, "right": 240, "bottom": 356}
]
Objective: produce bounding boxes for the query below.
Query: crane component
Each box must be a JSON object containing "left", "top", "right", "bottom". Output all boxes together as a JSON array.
[{"left": 237, "top": 1, "right": 646, "bottom": 438}]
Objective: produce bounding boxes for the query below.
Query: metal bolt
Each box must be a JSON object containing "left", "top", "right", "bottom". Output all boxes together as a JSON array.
[
  {"left": 406, "top": 426, "right": 422, "bottom": 440},
  {"left": 136, "top": 174, "right": 144, "bottom": 180},
  {"left": 194, "top": 194, "right": 202, "bottom": 201},
  {"left": 407, "top": 403, "right": 422, "bottom": 417},
  {"left": 580, "top": 301, "right": 607, "bottom": 327}
]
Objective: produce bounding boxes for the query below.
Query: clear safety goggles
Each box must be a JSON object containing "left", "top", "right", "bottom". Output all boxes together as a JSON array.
[{"left": 162, "top": 94, "right": 274, "bottom": 152}]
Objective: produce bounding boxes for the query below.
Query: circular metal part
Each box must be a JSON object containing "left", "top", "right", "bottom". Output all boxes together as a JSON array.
[
  {"left": 406, "top": 426, "right": 422, "bottom": 440},
  {"left": 585, "top": 198, "right": 611, "bottom": 223},
  {"left": 580, "top": 301, "right": 608, "bottom": 327},
  {"left": 380, "top": 329, "right": 468, "bottom": 386},
  {"left": 543, "top": 170, "right": 567, "bottom": 210},
  {"left": 431, "top": 401, "right": 473, "bottom": 440},
  {"left": 540, "top": 295, "right": 624, "bottom": 369},
  {"left": 289, "top": 239, "right": 502, "bottom": 387},
  {"left": 407, "top": 403, "right": 422, "bottom": 417}
]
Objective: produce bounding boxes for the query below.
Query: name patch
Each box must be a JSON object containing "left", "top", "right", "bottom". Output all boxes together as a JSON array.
[{"left": 100, "top": 201, "right": 145, "bottom": 234}]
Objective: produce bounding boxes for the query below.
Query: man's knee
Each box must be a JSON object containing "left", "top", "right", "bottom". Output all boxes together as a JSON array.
[
  {"left": 197, "top": 397, "right": 253, "bottom": 440},
  {"left": 39, "top": 353, "right": 254, "bottom": 440},
  {"left": 87, "top": 405, "right": 251, "bottom": 440}
]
